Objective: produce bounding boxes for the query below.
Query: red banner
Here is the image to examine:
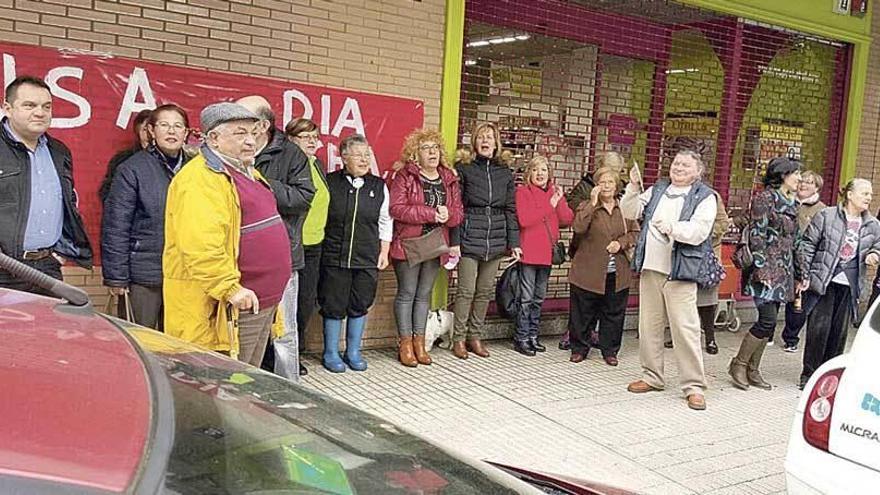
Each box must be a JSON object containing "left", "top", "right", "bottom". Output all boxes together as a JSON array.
[{"left": 0, "top": 42, "right": 424, "bottom": 263}]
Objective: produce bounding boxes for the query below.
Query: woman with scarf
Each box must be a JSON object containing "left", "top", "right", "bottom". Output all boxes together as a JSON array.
[{"left": 729, "top": 157, "right": 807, "bottom": 391}]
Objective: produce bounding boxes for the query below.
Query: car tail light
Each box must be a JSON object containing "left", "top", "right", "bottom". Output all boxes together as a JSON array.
[{"left": 802, "top": 368, "right": 845, "bottom": 451}]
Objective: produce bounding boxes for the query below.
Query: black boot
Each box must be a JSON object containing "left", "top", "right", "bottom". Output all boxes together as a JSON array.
[
  {"left": 529, "top": 336, "right": 546, "bottom": 353},
  {"left": 699, "top": 304, "right": 718, "bottom": 355},
  {"left": 514, "top": 340, "right": 536, "bottom": 356}
]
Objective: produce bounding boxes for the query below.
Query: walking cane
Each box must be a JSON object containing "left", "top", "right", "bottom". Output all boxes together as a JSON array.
[{"left": 226, "top": 303, "right": 240, "bottom": 361}]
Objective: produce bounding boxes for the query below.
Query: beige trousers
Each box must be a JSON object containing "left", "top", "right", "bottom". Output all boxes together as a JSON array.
[
  {"left": 638, "top": 270, "right": 706, "bottom": 396},
  {"left": 237, "top": 304, "right": 278, "bottom": 367}
]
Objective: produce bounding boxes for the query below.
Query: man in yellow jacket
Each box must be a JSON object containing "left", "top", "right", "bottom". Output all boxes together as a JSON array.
[{"left": 163, "top": 102, "right": 292, "bottom": 365}]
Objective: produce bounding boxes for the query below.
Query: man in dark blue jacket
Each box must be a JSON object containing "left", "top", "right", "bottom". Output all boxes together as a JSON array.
[{"left": 0, "top": 76, "right": 92, "bottom": 294}]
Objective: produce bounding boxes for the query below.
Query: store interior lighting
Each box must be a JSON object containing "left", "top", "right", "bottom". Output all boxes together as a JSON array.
[{"left": 466, "top": 34, "right": 531, "bottom": 48}]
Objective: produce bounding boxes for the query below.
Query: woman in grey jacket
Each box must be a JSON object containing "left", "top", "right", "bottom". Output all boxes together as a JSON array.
[{"left": 798, "top": 178, "right": 880, "bottom": 389}]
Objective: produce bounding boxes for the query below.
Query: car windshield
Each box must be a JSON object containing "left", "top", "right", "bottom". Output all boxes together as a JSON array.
[{"left": 122, "top": 325, "right": 530, "bottom": 495}]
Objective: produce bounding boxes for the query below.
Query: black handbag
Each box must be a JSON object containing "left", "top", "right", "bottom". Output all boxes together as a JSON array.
[
  {"left": 731, "top": 226, "right": 753, "bottom": 271},
  {"left": 732, "top": 165, "right": 761, "bottom": 271},
  {"left": 495, "top": 262, "right": 522, "bottom": 320},
  {"left": 543, "top": 218, "right": 566, "bottom": 265}
]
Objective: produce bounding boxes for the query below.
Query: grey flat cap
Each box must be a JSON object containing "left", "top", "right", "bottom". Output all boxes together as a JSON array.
[{"left": 200, "top": 102, "right": 259, "bottom": 133}]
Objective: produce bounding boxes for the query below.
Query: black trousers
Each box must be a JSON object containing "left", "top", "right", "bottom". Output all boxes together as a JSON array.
[
  {"left": 115, "top": 283, "right": 164, "bottom": 330},
  {"left": 570, "top": 273, "right": 628, "bottom": 358},
  {"left": 780, "top": 290, "right": 820, "bottom": 347},
  {"left": 0, "top": 256, "right": 63, "bottom": 296},
  {"left": 296, "top": 243, "right": 322, "bottom": 351},
  {"left": 802, "top": 285, "right": 851, "bottom": 380},
  {"left": 317, "top": 265, "right": 378, "bottom": 319},
  {"left": 749, "top": 298, "right": 780, "bottom": 340},
  {"left": 698, "top": 305, "right": 717, "bottom": 344}
]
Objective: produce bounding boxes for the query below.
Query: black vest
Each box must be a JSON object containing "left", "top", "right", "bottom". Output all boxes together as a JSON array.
[{"left": 321, "top": 170, "right": 385, "bottom": 269}]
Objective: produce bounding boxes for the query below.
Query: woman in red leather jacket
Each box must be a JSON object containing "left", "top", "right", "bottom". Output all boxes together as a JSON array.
[{"left": 388, "top": 129, "right": 463, "bottom": 367}]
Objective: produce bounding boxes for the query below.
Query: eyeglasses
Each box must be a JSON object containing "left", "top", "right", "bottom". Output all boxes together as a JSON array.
[
  {"left": 344, "top": 153, "right": 371, "bottom": 161},
  {"left": 419, "top": 144, "right": 441, "bottom": 152},
  {"left": 155, "top": 121, "right": 187, "bottom": 132},
  {"left": 294, "top": 133, "right": 320, "bottom": 142}
]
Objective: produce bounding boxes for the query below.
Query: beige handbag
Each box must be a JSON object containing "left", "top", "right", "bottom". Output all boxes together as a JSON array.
[
  {"left": 104, "top": 292, "right": 134, "bottom": 322},
  {"left": 401, "top": 227, "right": 448, "bottom": 267}
]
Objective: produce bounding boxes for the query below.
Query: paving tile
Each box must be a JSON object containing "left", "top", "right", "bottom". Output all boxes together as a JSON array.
[{"left": 300, "top": 329, "right": 819, "bottom": 494}]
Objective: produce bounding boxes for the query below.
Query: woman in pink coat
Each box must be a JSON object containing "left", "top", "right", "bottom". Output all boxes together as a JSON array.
[{"left": 514, "top": 155, "right": 574, "bottom": 356}]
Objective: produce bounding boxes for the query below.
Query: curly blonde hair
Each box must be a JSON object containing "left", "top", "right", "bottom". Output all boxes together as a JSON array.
[{"left": 399, "top": 128, "right": 450, "bottom": 170}]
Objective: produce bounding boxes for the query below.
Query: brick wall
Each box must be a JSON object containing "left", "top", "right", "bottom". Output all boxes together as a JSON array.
[
  {"left": 855, "top": 8, "right": 880, "bottom": 310},
  {"left": 1, "top": 0, "right": 445, "bottom": 349},
  {"left": 856, "top": 10, "right": 880, "bottom": 194}
]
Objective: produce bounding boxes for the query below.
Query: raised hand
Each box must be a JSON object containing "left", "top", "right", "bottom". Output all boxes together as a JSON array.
[{"left": 629, "top": 162, "right": 642, "bottom": 188}]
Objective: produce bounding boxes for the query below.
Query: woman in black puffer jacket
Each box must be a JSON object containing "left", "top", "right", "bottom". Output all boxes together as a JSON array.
[
  {"left": 101, "top": 104, "right": 192, "bottom": 329},
  {"left": 451, "top": 122, "right": 521, "bottom": 359}
]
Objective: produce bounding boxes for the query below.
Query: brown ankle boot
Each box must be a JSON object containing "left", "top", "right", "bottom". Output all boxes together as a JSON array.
[
  {"left": 466, "top": 338, "right": 490, "bottom": 358},
  {"left": 398, "top": 336, "right": 418, "bottom": 367},
  {"left": 413, "top": 335, "right": 432, "bottom": 365},
  {"left": 452, "top": 341, "right": 468, "bottom": 360},
  {"left": 729, "top": 333, "right": 763, "bottom": 390}
]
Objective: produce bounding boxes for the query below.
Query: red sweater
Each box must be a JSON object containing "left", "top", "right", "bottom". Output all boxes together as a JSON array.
[
  {"left": 515, "top": 183, "right": 574, "bottom": 266},
  {"left": 229, "top": 167, "right": 291, "bottom": 307}
]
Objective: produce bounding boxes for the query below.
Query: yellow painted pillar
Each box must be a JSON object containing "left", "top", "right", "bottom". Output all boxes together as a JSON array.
[{"left": 432, "top": 0, "right": 466, "bottom": 310}]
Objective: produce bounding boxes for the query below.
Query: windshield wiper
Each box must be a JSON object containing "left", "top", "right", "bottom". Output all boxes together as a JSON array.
[{"left": 0, "top": 249, "right": 90, "bottom": 306}]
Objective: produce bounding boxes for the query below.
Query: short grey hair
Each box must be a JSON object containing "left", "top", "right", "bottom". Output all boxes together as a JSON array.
[
  {"left": 675, "top": 149, "right": 705, "bottom": 171},
  {"left": 340, "top": 134, "right": 369, "bottom": 156},
  {"left": 253, "top": 105, "right": 274, "bottom": 123}
]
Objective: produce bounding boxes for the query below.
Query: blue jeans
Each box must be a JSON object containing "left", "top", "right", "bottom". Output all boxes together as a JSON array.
[{"left": 516, "top": 264, "right": 551, "bottom": 342}]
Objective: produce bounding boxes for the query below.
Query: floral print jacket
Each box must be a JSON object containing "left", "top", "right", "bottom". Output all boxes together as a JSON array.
[{"left": 743, "top": 188, "right": 807, "bottom": 303}]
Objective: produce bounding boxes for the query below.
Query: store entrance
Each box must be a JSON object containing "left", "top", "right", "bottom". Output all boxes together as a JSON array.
[{"left": 458, "top": 0, "right": 850, "bottom": 307}]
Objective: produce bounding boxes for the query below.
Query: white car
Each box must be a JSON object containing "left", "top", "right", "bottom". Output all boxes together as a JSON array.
[{"left": 785, "top": 299, "right": 880, "bottom": 494}]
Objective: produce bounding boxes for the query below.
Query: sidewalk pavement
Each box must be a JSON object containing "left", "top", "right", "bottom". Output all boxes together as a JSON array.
[{"left": 301, "top": 329, "right": 808, "bottom": 494}]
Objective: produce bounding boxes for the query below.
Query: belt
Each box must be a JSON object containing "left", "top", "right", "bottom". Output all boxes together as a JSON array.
[
  {"left": 21, "top": 248, "right": 53, "bottom": 261},
  {"left": 465, "top": 206, "right": 505, "bottom": 215}
]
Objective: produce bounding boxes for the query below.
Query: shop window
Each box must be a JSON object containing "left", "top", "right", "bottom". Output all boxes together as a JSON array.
[{"left": 457, "top": 0, "right": 849, "bottom": 305}]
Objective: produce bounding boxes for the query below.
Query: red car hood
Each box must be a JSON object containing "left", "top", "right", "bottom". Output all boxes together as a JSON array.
[
  {"left": 486, "top": 460, "right": 640, "bottom": 495},
  {"left": 0, "top": 290, "right": 151, "bottom": 492}
]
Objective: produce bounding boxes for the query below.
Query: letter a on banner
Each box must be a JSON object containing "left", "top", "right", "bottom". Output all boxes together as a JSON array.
[{"left": 116, "top": 67, "right": 156, "bottom": 128}]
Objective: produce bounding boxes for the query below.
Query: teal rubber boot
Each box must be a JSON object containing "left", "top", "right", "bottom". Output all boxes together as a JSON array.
[
  {"left": 344, "top": 316, "right": 368, "bottom": 371},
  {"left": 322, "top": 318, "right": 346, "bottom": 373}
]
